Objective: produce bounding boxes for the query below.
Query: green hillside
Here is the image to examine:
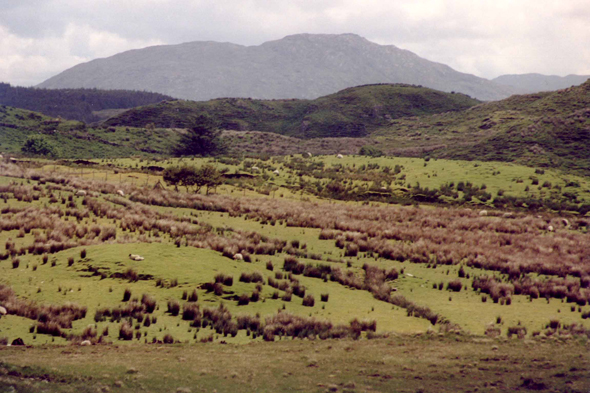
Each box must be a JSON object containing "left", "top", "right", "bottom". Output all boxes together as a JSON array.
[
  {"left": 375, "top": 80, "right": 590, "bottom": 174},
  {"left": 103, "top": 84, "right": 481, "bottom": 138},
  {"left": 0, "top": 105, "right": 179, "bottom": 158}
]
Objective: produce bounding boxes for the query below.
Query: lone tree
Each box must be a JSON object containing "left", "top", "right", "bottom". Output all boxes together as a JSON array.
[{"left": 174, "top": 115, "right": 225, "bottom": 156}]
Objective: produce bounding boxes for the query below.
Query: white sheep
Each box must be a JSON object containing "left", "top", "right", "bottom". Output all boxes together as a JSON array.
[
  {"left": 479, "top": 210, "right": 488, "bottom": 216},
  {"left": 272, "top": 169, "right": 280, "bottom": 175},
  {"left": 336, "top": 154, "right": 344, "bottom": 159},
  {"left": 251, "top": 166, "right": 260, "bottom": 172},
  {"left": 129, "top": 254, "right": 144, "bottom": 261},
  {"left": 117, "top": 190, "right": 125, "bottom": 197},
  {"left": 547, "top": 225, "right": 554, "bottom": 232},
  {"left": 233, "top": 253, "right": 243, "bottom": 261},
  {"left": 80, "top": 340, "right": 92, "bottom": 346},
  {"left": 76, "top": 190, "right": 87, "bottom": 197},
  {"left": 0, "top": 306, "right": 6, "bottom": 315}
]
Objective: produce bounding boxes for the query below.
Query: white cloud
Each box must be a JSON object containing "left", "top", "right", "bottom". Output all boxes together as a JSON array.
[{"left": 0, "top": 0, "right": 589, "bottom": 85}]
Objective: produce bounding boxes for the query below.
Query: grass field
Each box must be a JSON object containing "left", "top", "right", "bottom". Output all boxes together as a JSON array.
[{"left": 1, "top": 156, "right": 590, "bottom": 392}]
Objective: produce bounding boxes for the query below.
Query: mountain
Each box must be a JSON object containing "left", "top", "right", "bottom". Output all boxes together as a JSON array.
[
  {"left": 38, "top": 33, "right": 516, "bottom": 102},
  {"left": 377, "top": 79, "right": 590, "bottom": 174},
  {"left": 103, "top": 83, "right": 480, "bottom": 138},
  {"left": 493, "top": 74, "right": 590, "bottom": 94},
  {"left": 0, "top": 83, "right": 172, "bottom": 123}
]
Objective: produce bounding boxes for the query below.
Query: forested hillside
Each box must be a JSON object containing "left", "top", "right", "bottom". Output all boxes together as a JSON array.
[{"left": 0, "top": 83, "right": 172, "bottom": 123}]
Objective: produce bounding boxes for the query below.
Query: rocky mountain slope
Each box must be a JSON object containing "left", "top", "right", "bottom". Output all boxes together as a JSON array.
[
  {"left": 493, "top": 74, "right": 590, "bottom": 94},
  {"left": 39, "top": 33, "right": 516, "bottom": 102}
]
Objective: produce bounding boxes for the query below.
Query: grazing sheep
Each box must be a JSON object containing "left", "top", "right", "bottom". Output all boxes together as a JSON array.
[
  {"left": 129, "top": 254, "right": 144, "bottom": 261},
  {"left": 80, "top": 340, "right": 92, "bottom": 346},
  {"left": 76, "top": 190, "right": 87, "bottom": 197},
  {"left": 561, "top": 218, "right": 570, "bottom": 227},
  {"left": 233, "top": 253, "right": 243, "bottom": 261},
  {"left": 117, "top": 190, "right": 125, "bottom": 196},
  {"left": 305, "top": 152, "right": 312, "bottom": 158},
  {"left": 547, "top": 225, "right": 554, "bottom": 232},
  {"left": 0, "top": 306, "right": 6, "bottom": 315},
  {"left": 272, "top": 169, "right": 280, "bottom": 175},
  {"left": 251, "top": 166, "right": 260, "bottom": 172},
  {"left": 479, "top": 210, "right": 488, "bottom": 217},
  {"left": 503, "top": 212, "right": 514, "bottom": 218},
  {"left": 336, "top": 154, "right": 344, "bottom": 159}
]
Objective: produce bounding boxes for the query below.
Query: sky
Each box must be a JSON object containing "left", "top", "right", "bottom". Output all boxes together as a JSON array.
[{"left": 1, "top": 0, "right": 589, "bottom": 87}]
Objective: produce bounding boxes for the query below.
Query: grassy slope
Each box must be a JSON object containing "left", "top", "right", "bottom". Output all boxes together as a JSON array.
[
  {"left": 0, "top": 105, "right": 180, "bottom": 158},
  {"left": 103, "top": 84, "right": 480, "bottom": 138},
  {"left": 375, "top": 80, "right": 590, "bottom": 174}
]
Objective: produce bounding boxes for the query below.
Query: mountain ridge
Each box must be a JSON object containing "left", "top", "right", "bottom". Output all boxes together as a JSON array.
[{"left": 38, "top": 33, "right": 517, "bottom": 102}]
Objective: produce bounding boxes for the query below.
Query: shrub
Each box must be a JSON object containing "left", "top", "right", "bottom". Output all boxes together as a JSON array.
[
  {"left": 122, "top": 288, "right": 132, "bottom": 302},
  {"left": 163, "top": 334, "right": 174, "bottom": 344},
  {"left": 11, "top": 258, "right": 19, "bottom": 269},
  {"left": 302, "top": 295, "right": 315, "bottom": 307},
  {"left": 250, "top": 291, "right": 260, "bottom": 302},
  {"left": 80, "top": 249, "right": 86, "bottom": 259},
  {"left": 320, "top": 293, "right": 329, "bottom": 302},
  {"left": 67, "top": 257, "right": 74, "bottom": 267},
  {"left": 118, "top": 322, "right": 133, "bottom": 340},
  {"left": 266, "top": 261, "right": 274, "bottom": 271},
  {"left": 167, "top": 300, "right": 180, "bottom": 316},
  {"left": 238, "top": 294, "right": 250, "bottom": 306},
  {"left": 187, "top": 289, "right": 199, "bottom": 302},
  {"left": 141, "top": 294, "right": 157, "bottom": 313},
  {"left": 182, "top": 303, "right": 200, "bottom": 321},
  {"left": 447, "top": 279, "right": 462, "bottom": 292}
]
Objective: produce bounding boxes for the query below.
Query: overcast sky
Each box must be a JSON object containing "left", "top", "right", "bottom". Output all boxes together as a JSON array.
[{"left": 1, "top": 0, "right": 589, "bottom": 87}]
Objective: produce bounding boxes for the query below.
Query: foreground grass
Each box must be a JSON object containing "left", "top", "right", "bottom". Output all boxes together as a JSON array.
[{"left": 1, "top": 335, "right": 589, "bottom": 393}]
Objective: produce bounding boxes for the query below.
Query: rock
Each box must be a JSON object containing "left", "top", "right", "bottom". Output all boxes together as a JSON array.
[{"left": 11, "top": 338, "right": 25, "bottom": 346}]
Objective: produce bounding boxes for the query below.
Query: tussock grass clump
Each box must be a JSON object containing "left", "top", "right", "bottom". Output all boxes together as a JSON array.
[
  {"left": 11, "top": 258, "right": 19, "bottom": 269},
  {"left": 167, "top": 300, "right": 180, "bottom": 316},
  {"left": 507, "top": 325, "right": 527, "bottom": 339},
  {"left": 118, "top": 322, "right": 133, "bottom": 340},
  {"left": 182, "top": 303, "right": 201, "bottom": 321},
  {"left": 302, "top": 295, "right": 315, "bottom": 307},
  {"left": 187, "top": 289, "right": 199, "bottom": 302},
  {"left": 162, "top": 334, "right": 174, "bottom": 344},
  {"left": 320, "top": 293, "right": 329, "bottom": 302},
  {"left": 238, "top": 294, "right": 250, "bottom": 306},
  {"left": 122, "top": 288, "right": 132, "bottom": 302},
  {"left": 447, "top": 279, "right": 463, "bottom": 292},
  {"left": 214, "top": 273, "right": 233, "bottom": 286},
  {"left": 141, "top": 294, "right": 157, "bottom": 313},
  {"left": 67, "top": 257, "right": 74, "bottom": 266},
  {"left": 266, "top": 261, "right": 274, "bottom": 271}
]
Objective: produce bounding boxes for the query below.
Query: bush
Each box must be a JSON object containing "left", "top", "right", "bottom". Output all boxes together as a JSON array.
[
  {"left": 266, "top": 261, "right": 274, "bottom": 271},
  {"left": 11, "top": 258, "right": 19, "bottom": 269},
  {"left": 302, "top": 295, "right": 315, "bottom": 307},
  {"left": 320, "top": 293, "right": 329, "bottom": 302},
  {"left": 141, "top": 294, "right": 157, "bottom": 313},
  {"left": 118, "top": 322, "right": 133, "bottom": 340},
  {"left": 187, "top": 289, "right": 199, "bottom": 302},
  {"left": 163, "top": 334, "right": 174, "bottom": 344},
  {"left": 167, "top": 300, "right": 180, "bottom": 316},
  {"left": 68, "top": 257, "right": 74, "bottom": 267},
  {"left": 80, "top": 249, "right": 87, "bottom": 259},
  {"left": 122, "top": 288, "right": 132, "bottom": 302},
  {"left": 447, "top": 279, "right": 462, "bottom": 292},
  {"left": 238, "top": 294, "right": 250, "bottom": 306}
]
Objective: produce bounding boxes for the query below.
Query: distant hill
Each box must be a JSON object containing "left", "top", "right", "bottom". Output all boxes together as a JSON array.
[
  {"left": 38, "top": 33, "right": 517, "bottom": 102},
  {"left": 0, "top": 83, "right": 172, "bottom": 123},
  {"left": 377, "top": 79, "right": 590, "bottom": 174},
  {"left": 104, "top": 84, "right": 481, "bottom": 138},
  {"left": 0, "top": 105, "right": 179, "bottom": 158},
  {"left": 493, "top": 74, "right": 590, "bottom": 94}
]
